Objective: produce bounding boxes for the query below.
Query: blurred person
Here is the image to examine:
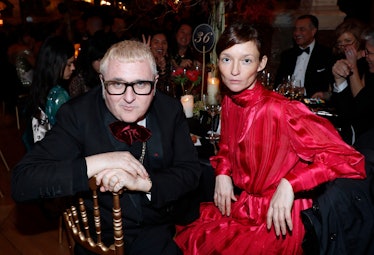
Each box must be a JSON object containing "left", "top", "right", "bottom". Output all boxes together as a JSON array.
[
  {"left": 332, "top": 18, "right": 367, "bottom": 58},
  {"left": 7, "top": 24, "right": 37, "bottom": 92},
  {"left": 12, "top": 40, "right": 201, "bottom": 255},
  {"left": 27, "top": 35, "right": 75, "bottom": 146},
  {"left": 329, "top": 19, "right": 368, "bottom": 144},
  {"left": 274, "top": 15, "right": 333, "bottom": 99},
  {"left": 149, "top": 30, "right": 173, "bottom": 96},
  {"left": 69, "top": 31, "right": 115, "bottom": 97},
  {"left": 170, "top": 22, "right": 201, "bottom": 70},
  {"left": 175, "top": 21, "right": 366, "bottom": 255},
  {"left": 332, "top": 26, "right": 374, "bottom": 142},
  {"left": 110, "top": 16, "right": 128, "bottom": 42}
]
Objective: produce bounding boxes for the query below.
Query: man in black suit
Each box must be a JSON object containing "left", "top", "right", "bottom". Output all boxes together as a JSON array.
[
  {"left": 11, "top": 40, "right": 201, "bottom": 255},
  {"left": 275, "top": 14, "right": 333, "bottom": 98}
]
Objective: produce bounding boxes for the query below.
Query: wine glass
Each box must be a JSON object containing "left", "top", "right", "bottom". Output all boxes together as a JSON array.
[
  {"left": 202, "top": 94, "right": 221, "bottom": 142},
  {"left": 291, "top": 79, "right": 305, "bottom": 101}
]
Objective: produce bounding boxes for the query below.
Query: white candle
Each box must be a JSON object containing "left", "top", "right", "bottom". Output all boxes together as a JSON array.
[
  {"left": 207, "top": 77, "right": 220, "bottom": 105},
  {"left": 180, "top": 95, "right": 194, "bottom": 118}
]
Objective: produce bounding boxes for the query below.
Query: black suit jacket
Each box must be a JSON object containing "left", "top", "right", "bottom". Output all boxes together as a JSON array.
[
  {"left": 275, "top": 43, "right": 333, "bottom": 97},
  {"left": 301, "top": 177, "right": 374, "bottom": 255},
  {"left": 12, "top": 86, "right": 201, "bottom": 233}
]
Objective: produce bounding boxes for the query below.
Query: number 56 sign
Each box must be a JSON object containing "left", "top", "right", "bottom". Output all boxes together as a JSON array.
[{"left": 192, "top": 24, "right": 215, "bottom": 53}]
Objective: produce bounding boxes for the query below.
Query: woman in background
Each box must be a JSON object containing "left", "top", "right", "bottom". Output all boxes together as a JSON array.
[
  {"left": 175, "top": 21, "right": 366, "bottom": 255},
  {"left": 149, "top": 30, "right": 173, "bottom": 96},
  {"left": 331, "top": 19, "right": 373, "bottom": 144},
  {"left": 69, "top": 31, "right": 114, "bottom": 98},
  {"left": 29, "top": 35, "right": 75, "bottom": 143}
]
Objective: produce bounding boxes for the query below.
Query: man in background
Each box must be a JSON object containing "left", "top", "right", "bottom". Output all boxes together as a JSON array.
[{"left": 275, "top": 14, "right": 333, "bottom": 99}]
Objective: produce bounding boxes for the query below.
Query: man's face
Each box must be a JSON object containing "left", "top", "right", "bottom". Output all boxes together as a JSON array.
[
  {"left": 102, "top": 59, "right": 156, "bottom": 123},
  {"left": 366, "top": 41, "right": 374, "bottom": 73},
  {"left": 293, "top": 18, "right": 317, "bottom": 48}
]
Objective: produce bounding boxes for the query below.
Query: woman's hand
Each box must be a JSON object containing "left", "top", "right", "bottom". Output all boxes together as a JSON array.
[
  {"left": 155, "top": 55, "right": 167, "bottom": 73},
  {"left": 344, "top": 45, "right": 359, "bottom": 67},
  {"left": 214, "top": 175, "right": 237, "bottom": 216},
  {"left": 266, "top": 178, "right": 294, "bottom": 236},
  {"left": 142, "top": 34, "right": 151, "bottom": 47},
  {"left": 332, "top": 59, "right": 352, "bottom": 84},
  {"left": 179, "top": 59, "right": 193, "bottom": 69}
]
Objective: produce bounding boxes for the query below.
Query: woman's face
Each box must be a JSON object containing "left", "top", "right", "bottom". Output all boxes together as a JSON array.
[
  {"left": 150, "top": 33, "right": 168, "bottom": 58},
  {"left": 176, "top": 24, "right": 192, "bottom": 48},
  {"left": 336, "top": 32, "right": 359, "bottom": 53},
  {"left": 218, "top": 41, "right": 267, "bottom": 93},
  {"left": 63, "top": 56, "right": 75, "bottom": 80}
]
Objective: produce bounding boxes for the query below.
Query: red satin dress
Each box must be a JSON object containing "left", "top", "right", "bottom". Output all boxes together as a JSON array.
[{"left": 175, "top": 83, "right": 366, "bottom": 255}]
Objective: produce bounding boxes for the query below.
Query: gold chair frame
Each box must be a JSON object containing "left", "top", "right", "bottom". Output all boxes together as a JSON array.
[{"left": 63, "top": 177, "right": 124, "bottom": 255}]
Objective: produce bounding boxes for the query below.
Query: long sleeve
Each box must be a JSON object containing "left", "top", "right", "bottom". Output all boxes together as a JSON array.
[
  {"left": 283, "top": 101, "right": 365, "bottom": 193},
  {"left": 210, "top": 84, "right": 365, "bottom": 196}
]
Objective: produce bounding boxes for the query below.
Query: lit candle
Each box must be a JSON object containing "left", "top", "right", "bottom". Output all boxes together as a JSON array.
[
  {"left": 207, "top": 77, "right": 220, "bottom": 105},
  {"left": 180, "top": 95, "right": 194, "bottom": 118},
  {"left": 74, "top": 43, "right": 81, "bottom": 59}
]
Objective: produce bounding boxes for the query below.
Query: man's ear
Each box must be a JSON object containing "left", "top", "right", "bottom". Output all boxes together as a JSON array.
[{"left": 257, "top": 55, "right": 268, "bottom": 72}]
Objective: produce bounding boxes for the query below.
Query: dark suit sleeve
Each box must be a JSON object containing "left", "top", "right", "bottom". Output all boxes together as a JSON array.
[
  {"left": 147, "top": 94, "right": 201, "bottom": 209},
  {"left": 11, "top": 102, "right": 90, "bottom": 202}
]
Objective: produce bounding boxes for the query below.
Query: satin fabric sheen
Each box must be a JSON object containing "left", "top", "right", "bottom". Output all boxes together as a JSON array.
[
  {"left": 109, "top": 121, "right": 152, "bottom": 145},
  {"left": 175, "top": 82, "right": 366, "bottom": 255}
]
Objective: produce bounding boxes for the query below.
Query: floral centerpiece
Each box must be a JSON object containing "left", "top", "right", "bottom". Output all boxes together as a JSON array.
[{"left": 172, "top": 67, "right": 201, "bottom": 95}]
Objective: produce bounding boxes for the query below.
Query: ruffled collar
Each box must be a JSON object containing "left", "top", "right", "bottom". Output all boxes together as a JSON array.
[{"left": 229, "top": 82, "right": 266, "bottom": 107}]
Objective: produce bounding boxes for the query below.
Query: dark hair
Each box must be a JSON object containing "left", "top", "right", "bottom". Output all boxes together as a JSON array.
[
  {"left": 75, "top": 31, "right": 114, "bottom": 88},
  {"left": 297, "top": 14, "right": 319, "bottom": 30},
  {"left": 216, "top": 22, "right": 264, "bottom": 58},
  {"left": 30, "top": 35, "right": 74, "bottom": 113}
]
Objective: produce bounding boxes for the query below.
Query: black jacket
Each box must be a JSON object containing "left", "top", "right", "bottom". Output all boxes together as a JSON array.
[
  {"left": 12, "top": 86, "right": 201, "bottom": 238},
  {"left": 275, "top": 43, "right": 333, "bottom": 97},
  {"left": 301, "top": 175, "right": 374, "bottom": 255}
]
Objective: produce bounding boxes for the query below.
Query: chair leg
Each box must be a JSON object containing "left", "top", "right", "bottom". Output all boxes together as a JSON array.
[
  {"left": 59, "top": 215, "right": 63, "bottom": 244},
  {"left": 0, "top": 150, "right": 10, "bottom": 171},
  {"left": 15, "top": 105, "right": 20, "bottom": 130}
]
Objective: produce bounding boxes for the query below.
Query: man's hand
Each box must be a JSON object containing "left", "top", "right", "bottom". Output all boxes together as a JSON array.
[
  {"left": 266, "top": 178, "right": 294, "bottom": 236},
  {"left": 214, "top": 175, "right": 237, "bottom": 216},
  {"left": 86, "top": 151, "right": 149, "bottom": 179},
  {"left": 95, "top": 169, "right": 151, "bottom": 193}
]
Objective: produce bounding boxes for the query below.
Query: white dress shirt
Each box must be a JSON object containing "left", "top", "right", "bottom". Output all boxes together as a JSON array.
[{"left": 293, "top": 40, "right": 315, "bottom": 88}]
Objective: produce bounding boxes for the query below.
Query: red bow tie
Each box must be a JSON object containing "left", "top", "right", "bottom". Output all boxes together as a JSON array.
[{"left": 109, "top": 121, "right": 152, "bottom": 145}]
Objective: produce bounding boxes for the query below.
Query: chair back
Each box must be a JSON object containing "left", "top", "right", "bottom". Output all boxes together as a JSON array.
[{"left": 63, "top": 177, "right": 124, "bottom": 255}]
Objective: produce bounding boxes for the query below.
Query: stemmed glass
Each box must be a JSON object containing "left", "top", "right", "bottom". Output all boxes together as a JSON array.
[
  {"left": 291, "top": 79, "right": 305, "bottom": 101},
  {"left": 202, "top": 94, "right": 221, "bottom": 142}
]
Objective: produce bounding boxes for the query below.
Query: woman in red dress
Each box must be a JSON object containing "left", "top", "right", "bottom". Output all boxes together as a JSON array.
[{"left": 175, "top": 21, "right": 366, "bottom": 254}]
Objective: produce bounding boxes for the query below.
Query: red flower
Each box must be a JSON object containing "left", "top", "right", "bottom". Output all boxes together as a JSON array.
[
  {"left": 186, "top": 70, "right": 200, "bottom": 82},
  {"left": 172, "top": 67, "right": 185, "bottom": 77}
]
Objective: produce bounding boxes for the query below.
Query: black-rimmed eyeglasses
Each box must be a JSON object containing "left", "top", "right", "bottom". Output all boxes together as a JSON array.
[
  {"left": 365, "top": 48, "right": 374, "bottom": 57},
  {"left": 100, "top": 75, "right": 155, "bottom": 95},
  {"left": 335, "top": 39, "right": 357, "bottom": 49}
]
